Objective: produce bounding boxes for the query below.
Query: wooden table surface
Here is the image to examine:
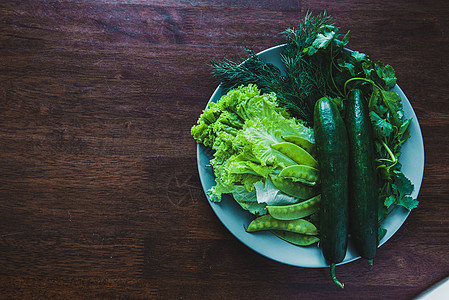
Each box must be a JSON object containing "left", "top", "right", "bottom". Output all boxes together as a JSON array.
[{"left": 1, "top": 0, "right": 448, "bottom": 298}]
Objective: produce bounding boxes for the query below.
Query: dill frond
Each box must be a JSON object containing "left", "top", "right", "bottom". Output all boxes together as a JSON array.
[
  {"left": 210, "top": 49, "right": 282, "bottom": 95},
  {"left": 208, "top": 12, "right": 340, "bottom": 125}
]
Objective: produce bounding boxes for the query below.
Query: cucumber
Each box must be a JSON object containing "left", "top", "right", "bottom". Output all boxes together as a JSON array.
[
  {"left": 313, "top": 97, "right": 349, "bottom": 288},
  {"left": 345, "top": 89, "right": 378, "bottom": 263}
]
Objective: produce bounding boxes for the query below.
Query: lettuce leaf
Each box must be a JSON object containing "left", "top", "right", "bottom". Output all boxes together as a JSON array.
[
  {"left": 229, "top": 186, "right": 266, "bottom": 216},
  {"left": 254, "top": 178, "right": 298, "bottom": 206}
]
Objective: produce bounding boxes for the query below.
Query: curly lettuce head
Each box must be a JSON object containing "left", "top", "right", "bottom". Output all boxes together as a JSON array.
[{"left": 192, "top": 84, "right": 315, "bottom": 214}]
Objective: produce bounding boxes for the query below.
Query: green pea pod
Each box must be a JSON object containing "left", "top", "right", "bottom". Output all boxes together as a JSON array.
[
  {"left": 270, "top": 142, "right": 318, "bottom": 168},
  {"left": 281, "top": 135, "right": 316, "bottom": 157},
  {"left": 273, "top": 151, "right": 298, "bottom": 168},
  {"left": 279, "top": 165, "right": 320, "bottom": 186},
  {"left": 246, "top": 215, "right": 318, "bottom": 235},
  {"left": 271, "top": 230, "right": 319, "bottom": 246},
  {"left": 270, "top": 174, "right": 318, "bottom": 200},
  {"left": 267, "top": 194, "right": 321, "bottom": 220}
]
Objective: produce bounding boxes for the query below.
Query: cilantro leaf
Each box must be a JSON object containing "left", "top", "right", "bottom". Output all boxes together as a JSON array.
[
  {"left": 394, "top": 118, "right": 412, "bottom": 152},
  {"left": 370, "top": 111, "right": 393, "bottom": 139},
  {"left": 380, "top": 89, "right": 404, "bottom": 127},
  {"left": 334, "top": 30, "right": 349, "bottom": 48},
  {"left": 369, "top": 88, "right": 389, "bottom": 116},
  {"left": 393, "top": 172, "right": 414, "bottom": 197},
  {"left": 306, "top": 24, "right": 348, "bottom": 55},
  {"left": 362, "top": 61, "right": 377, "bottom": 80},
  {"left": 384, "top": 195, "right": 396, "bottom": 209},
  {"left": 389, "top": 172, "right": 417, "bottom": 211},
  {"left": 336, "top": 60, "right": 356, "bottom": 76},
  {"left": 375, "top": 62, "right": 397, "bottom": 90},
  {"left": 350, "top": 51, "right": 368, "bottom": 63},
  {"left": 399, "top": 196, "right": 419, "bottom": 211},
  {"left": 312, "top": 25, "right": 337, "bottom": 49}
]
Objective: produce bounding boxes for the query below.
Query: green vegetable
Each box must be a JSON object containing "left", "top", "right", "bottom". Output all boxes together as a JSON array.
[
  {"left": 270, "top": 142, "right": 318, "bottom": 168},
  {"left": 367, "top": 86, "right": 417, "bottom": 222},
  {"left": 270, "top": 174, "right": 318, "bottom": 200},
  {"left": 267, "top": 195, "right": 321, "bottom": 220},
  {"left": 278, "top": 164, "right": 320, "bottom": 186},
  {"left": 345, "top": 89, "right": 378, "bottom": 264},
  {"left": 271, "top": 230, "right": 319, "bottom": 246},
  {"left": 281, "top": 135, "right": 316, "bottom": 157},
  {"left": 253, "top": 179, "right": 298, "bottom": 206},
  {"left": 314, "top": 97, "right": 349, "bottom": 289},
  {"left": 246, "top": 215, "right": 318, "bottom": 235}
]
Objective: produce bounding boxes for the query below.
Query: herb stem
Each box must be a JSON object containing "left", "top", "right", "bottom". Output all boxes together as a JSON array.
[
  {"left": 380, "top": 203, "right": 399, "bottom": 222},
  {"left": 382, "top": 140, "right": 396, "bottom": 163},
  {"left": 343, "top": 77, "right": 383, "bottom": 96},
  {"left": 329, "top": 43, "right": 344, "bottom": 97},
  {"left": 330, "top": 42, "right": 342, "bottom": 72}
]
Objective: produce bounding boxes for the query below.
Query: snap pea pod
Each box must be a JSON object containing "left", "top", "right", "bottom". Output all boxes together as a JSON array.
[
  {"left": 266, "top": 194, "right": 321, "bottom": 220},
  {"left": 281, "top": 135, "right": 316, "bottom": 157},
  {"left": 270, "top": 142, "right": 318, "bottom": 168},
  {"left": 271, "top": 230, "right": 319, "bottom": 246},
  {"left": 272, "top": 150, "right": 297, "bottom": 167},
  {"left": 279, "top": 165, "right": 320, "bottom": 186},
  {"left": 270, "top": 174, "right": 318, "bottom": 200},
  {"left": 246, "top": 214, "right": 318, "bottom": 235}
]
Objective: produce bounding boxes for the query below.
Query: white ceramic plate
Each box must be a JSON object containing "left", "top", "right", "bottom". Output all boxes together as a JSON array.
[{"left": 197, "top": 44, "right": 424, "bottom": 268}]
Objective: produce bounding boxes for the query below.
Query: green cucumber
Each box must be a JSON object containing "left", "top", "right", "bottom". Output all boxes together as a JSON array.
[
  {"left": 345, "top": 89, "right": 378, "bottom": 263},
  {"left": 313, "top": 97, "right": 349, "bottom": 289}
]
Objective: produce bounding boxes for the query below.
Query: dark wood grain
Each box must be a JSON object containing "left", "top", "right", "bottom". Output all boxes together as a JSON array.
[{"left": 1, "top": 0, "right": 448, "bottom": 298}]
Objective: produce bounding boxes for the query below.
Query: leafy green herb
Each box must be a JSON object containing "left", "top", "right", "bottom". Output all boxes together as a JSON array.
[
  {"left": 369, "top": 111, "right": 394, "bottom": 139},
  {"left": 209, "top": 49, "right": 283, "bottom": 96},
  {"left": 366, "top": 82, "right": 417, "bottom": 222}
]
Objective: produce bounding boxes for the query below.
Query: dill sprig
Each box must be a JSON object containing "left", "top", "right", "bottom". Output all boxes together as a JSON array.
[
  {"left": 209, "top": 12, "right": 337, "bottom": 125},
  {"left": 281, "top": 11, "right": 333, "bottom": 53},
  {"left": 279, "top": 12, "right": 337, "bottom": 124},
  {"left": 210, "top": 49, "right": 282, "bottom": 95}
]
